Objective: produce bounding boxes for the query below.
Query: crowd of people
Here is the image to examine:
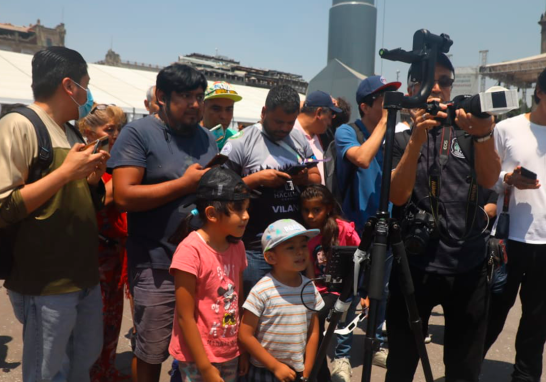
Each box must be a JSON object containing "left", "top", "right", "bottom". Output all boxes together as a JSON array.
[{"left": 0, "top": 45, "right": 545, "bottom": 382}]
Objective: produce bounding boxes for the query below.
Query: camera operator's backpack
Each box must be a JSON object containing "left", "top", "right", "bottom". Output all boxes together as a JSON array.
[
  {"left": 324, "top": 122, "right": 365, "bottom": 206},
  {"left": 0, "top": 107, "right": 53, "bottom": 280}
]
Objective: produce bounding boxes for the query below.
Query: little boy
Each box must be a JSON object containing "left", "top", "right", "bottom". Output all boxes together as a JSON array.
[{"left": 239, "top": 219, "right": 325, "bottom": 382}]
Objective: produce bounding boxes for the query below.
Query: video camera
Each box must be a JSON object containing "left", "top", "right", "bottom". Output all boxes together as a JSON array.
[{"left": 427, "top": 86, "right": 519, "bottom": 127}]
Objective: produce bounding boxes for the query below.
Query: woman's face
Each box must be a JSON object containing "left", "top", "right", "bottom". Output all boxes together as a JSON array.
[{"left": 85, "top": 118, "right": 121, "bottom": 150}]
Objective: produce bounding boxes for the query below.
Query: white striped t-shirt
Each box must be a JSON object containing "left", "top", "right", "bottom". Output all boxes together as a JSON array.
[{"left": 242, "top": 273, "right": 325, "bottom": 372}]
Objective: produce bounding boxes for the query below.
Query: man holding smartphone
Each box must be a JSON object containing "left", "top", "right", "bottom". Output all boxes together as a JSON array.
[
  {"left": 108, "top": 64, "right": 217, "bottom": 382},
  {"left": 0, "top": 47, "right": 107, "bottom": 381},
  {"left": 484, "top": 68, "right": 546, "bottom": 382},
  {"left": 221, "top": 85, "right": 320, "bottom": 295}
]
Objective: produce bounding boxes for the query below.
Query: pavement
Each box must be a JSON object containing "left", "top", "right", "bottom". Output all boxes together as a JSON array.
[{"left": 1, "top": 284, "right": 544, "bottom": 382}]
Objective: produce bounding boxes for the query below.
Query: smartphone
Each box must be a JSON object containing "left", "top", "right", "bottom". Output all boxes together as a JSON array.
[
  {"left": 205, "top": 154, "right": 229, "bottom": 168},
  {"left": 520, "top": 166, "right": 537, "bottom": 180},
  {"left": 286, "top": 165, "right": 306, "bottom": 175},
  {"left": 81, "top": 136, "right": 109, "bottom": 153}
]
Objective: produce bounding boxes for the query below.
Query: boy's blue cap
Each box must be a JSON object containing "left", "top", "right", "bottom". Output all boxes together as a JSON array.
[
  {"left": 356, "top": 75, "right": 401, "bottom": 104},
  {"left": 304, "top": 90, "right": 342, "bottom": 113},
  {"left": 262, "top": 219, "right": 319, "bottom": 254}
]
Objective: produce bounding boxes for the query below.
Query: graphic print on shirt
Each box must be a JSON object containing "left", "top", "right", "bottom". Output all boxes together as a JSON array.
[
  {"left": 209, "top": 265, "right": 239, "bottom": 340},
  {"left": 451, "top": 137, "right": 466, "bottom": 160}
]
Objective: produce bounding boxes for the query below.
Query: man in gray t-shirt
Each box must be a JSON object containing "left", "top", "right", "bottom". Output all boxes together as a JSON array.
[{"left": 221, "top": 85, "right": 320, "bottom": 293}]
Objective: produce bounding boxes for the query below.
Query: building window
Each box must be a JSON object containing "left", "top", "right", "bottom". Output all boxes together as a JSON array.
[{"left": 46, "top": 38, "right": 52, "bottom": 47}]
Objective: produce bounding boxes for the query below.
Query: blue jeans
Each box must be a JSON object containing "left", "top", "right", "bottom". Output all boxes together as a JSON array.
[
  {"left": 335, "top": 251, "right": 393, "bottom": 359},
  {"left": 242, "top": 249, "right": 272, "bottom": 298},
  {"left": 8, "top": 285, "right": 103, "bottom": 382}
]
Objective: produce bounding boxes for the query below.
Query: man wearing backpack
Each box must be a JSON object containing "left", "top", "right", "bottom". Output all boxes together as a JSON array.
[
  {"left": 334, "top": 76, "right": 400, "bottom": 232},
  {"left": 0, "top": 47, "right": 107, "bottom": 381},
  {"left": 329, "top": 76, "right": 400, "bottom": 380}
]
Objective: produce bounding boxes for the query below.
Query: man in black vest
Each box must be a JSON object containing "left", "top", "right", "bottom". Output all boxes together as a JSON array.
[{"left": 386, "top": 53, "right": 500, "bottom": 382}]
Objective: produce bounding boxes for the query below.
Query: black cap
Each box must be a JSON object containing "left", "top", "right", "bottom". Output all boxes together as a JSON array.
[{"left": 188, "top": 167, "right": 251, "bottom": 206}]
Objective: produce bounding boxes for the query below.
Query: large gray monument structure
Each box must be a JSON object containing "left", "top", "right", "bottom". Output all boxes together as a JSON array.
[{"left": 308, "top": 0, "right": 377, "bottom": 121}]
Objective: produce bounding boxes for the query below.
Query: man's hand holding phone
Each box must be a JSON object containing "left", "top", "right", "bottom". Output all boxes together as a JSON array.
[
  {"left": 60, "top": 143, "right": 108, "bottom": 185},
  {"left": 504, "top": 166, "right": 540, "bottom": 190}
]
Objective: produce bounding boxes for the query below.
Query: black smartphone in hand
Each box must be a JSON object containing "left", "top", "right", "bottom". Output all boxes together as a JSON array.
[
  {"left": 520, "top": 166, "right": 537, "bottom": 180},
  {"left": 286, "top": 165, "right": 306, "bottom": 176}
]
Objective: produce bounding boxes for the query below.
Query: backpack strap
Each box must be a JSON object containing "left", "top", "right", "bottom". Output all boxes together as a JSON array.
[
  {"left": 7, "top": 107, "right": 53, "bottom": 184},
  {"left": 344, "top": 122, "right": 366, "bottom": 210}
]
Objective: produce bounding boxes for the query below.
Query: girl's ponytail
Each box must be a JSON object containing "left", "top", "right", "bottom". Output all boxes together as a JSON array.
[{"left": 169, "top": 209, "right": 199, "bottom": 245}]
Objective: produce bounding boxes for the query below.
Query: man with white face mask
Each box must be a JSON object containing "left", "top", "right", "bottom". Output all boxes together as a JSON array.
[{"left": 0, "top": 46, "right": 108, "bottom": 381}]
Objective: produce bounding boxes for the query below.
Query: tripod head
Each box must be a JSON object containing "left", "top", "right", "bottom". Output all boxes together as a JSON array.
[{"left": 379, "top": 29, "right": 452, "bottom": 109}]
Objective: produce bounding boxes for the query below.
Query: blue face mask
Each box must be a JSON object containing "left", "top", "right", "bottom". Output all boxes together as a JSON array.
[{"left": 70, "top": 80, "right": 94, "bottom": 119}]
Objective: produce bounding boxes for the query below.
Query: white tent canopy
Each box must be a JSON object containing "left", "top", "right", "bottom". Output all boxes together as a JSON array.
[{"left": 0, "top": 50, "right": 298, "bottom": 124}]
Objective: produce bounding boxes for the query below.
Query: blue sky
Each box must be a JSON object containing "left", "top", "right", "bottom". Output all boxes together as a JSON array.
[{"left": 2, "top": 0, "right": 546, "bottom": 91}]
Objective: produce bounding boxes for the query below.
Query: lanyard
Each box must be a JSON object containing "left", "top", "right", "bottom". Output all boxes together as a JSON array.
[{"left": 257, "top": 124, "right": 304, "bottom": 163}]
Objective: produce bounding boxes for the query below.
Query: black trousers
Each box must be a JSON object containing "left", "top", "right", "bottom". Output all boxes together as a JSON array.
[
  {"left": 385, "top": 262, "right": 488, "bottom": 382},
  {"left": 484, "top": 240, "right": 546, "bottom": 382}
]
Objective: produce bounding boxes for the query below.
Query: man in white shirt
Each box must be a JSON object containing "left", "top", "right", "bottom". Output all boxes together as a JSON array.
[
  {"left": 484, "top": 68, "right": 546, "bottom": 382},
  {"left": 293, "top": 90, "right": 341, "bottom": 183}
]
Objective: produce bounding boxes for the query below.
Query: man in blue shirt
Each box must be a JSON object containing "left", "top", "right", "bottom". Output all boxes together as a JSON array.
[
  {"left": 331, "top": 76, "right": 400, "bottom": 379},
  {"left": 334, "top": 76, "right": 400, "bottom": 232},
  {"left": 109, "top": 64, "right": 217, "bottom": 382}
]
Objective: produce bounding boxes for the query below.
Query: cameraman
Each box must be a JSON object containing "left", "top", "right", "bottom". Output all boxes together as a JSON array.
[
  {"left": 484, "top": 68, "right": 546, "bottom": 382},
  {"left": 386, "top": 53, "right": 500, "bottom": 382}
]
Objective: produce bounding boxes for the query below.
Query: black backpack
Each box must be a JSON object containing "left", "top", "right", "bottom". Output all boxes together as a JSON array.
[
  {"left": 0, "top": 107, "right": 54, "bottom": 279},
  {"left": 324, "top": 122, "right": 365, "bottom": 206}
]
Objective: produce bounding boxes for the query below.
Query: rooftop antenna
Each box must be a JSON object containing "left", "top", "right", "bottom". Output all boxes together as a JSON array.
[{"left": 215, "top": 47, "right": 219, "bottom": 57}]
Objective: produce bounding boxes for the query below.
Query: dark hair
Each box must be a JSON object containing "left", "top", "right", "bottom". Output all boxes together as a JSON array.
[
  {"left": 358, "top": 91, "right": 384, "bottom": 118},
  {"left": 169, "top": 183, "right": 249, "bottom": 245},
  {"left": 534, "top": 68, "right": 546, "bottom": 104},
  {"left": 300, "top": 184, "right": 343, "bottom": 256},
  {"left": 407, "top": 52, "right": 455, "bottom": 85},
  {"left": 265, "top": 85, "right": 300, "bottom": 114},
  {"left": 31, "top": 47, "right": 88, "bottom": 101},
  {"left": 156, "top": 63, "right": 207, "bottom": 98},
  {"left": 332, "top": 97, "right": 351, "bottom": 129},
  {"left": 300, "top": 104, "right": 319, "bottom": 115}
]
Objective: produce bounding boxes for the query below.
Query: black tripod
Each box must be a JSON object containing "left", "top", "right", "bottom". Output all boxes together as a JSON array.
[{"left": 308, "top": 29, "right": 453, "bottom": 382}]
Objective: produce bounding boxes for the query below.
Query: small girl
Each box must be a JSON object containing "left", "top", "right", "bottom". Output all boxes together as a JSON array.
[
  {"left": 300, "top": 184, "right": 361, "bottom": 381},
  {"left": 169, "top": 166, "right": 251, "bottom": 382}
]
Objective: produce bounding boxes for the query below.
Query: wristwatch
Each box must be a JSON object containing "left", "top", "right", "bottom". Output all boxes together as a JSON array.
[{"left": 472, "top": 130, "right": 494, "bottom": 143}]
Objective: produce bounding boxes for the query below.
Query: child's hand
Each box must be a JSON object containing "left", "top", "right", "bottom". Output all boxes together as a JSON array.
[
  {"left": 238, "top": 353, "right": 249, "bottom": 376},
  {"left": 272, "top": 362, "right": 296, "bottom": 381},
  {"left": 201, "top": 364, "right": 224, "bottom": 382}
]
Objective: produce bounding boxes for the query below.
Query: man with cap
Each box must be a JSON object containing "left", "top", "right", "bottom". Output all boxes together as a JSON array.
[
  {"left": 294, "top": 90, "right": 341, "bottom": 183},
  {"left": 335, "top": 75, "right": 400, "bottom": 232},
  {"left": 387, "top": 53, "right": 500, "bottom": 381},
  {"left": 329, "top": 76, "right": 400, "bottom": 379},
  {"left": 202, "top": 81, "right": 242, "bottom": 149}
]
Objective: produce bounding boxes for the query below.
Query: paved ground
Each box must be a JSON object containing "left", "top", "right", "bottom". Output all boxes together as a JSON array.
[{"left": 1, "top": 284, "right": 544, "bottom": 381}]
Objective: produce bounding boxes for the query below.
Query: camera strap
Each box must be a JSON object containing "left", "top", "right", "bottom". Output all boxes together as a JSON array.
[
  {"left": 428, "top": 126, "right": 480, "bottom": 241},
  {"left": 428, "top": 126, "right": 452, "bottom": 221},
  {"left": 502, "top": 186, "right": 511, "bottom": 213}
]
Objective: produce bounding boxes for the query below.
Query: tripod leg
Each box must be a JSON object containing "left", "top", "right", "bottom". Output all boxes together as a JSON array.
[
  {"left": 390, "top": 221, "right": 434, "bottom": 382},
  {"left": 361, "top": 219, "right": 388, "bottom": 382}
]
